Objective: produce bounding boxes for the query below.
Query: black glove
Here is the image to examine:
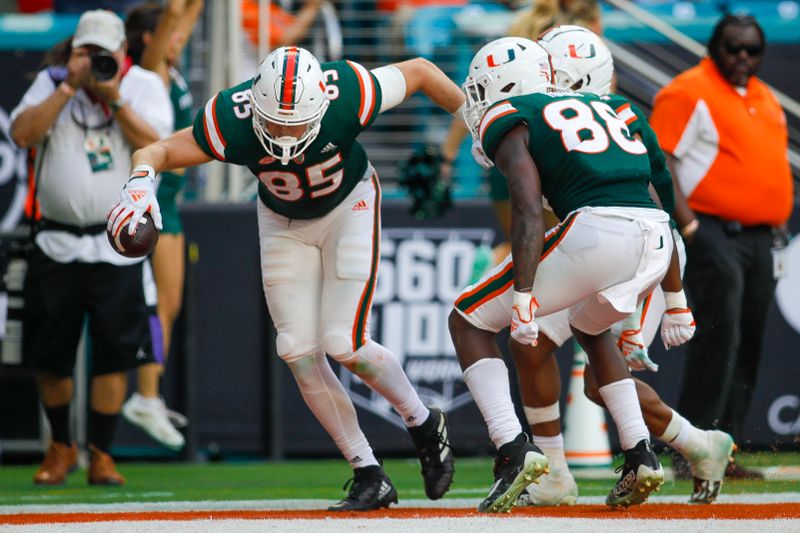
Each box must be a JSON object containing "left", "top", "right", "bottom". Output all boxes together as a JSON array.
[{"left": 398, "top": 145, "right": 453, "bottom": 220}]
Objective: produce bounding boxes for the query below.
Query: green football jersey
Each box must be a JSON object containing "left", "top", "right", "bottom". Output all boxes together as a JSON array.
[
  {"left": 602, "top": 94, "right": 675, "bottom": 217},
  {"left": 192, "top": 60, "right": 383, "bottom": 219},
  {"left": 480, "top": 91, "right": 657, "bottom": 221}
]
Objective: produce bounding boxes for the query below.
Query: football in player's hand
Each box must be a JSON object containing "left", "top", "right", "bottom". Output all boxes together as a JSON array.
[{"left": 107, "top": 212, "right": 159, "bottom": 258}]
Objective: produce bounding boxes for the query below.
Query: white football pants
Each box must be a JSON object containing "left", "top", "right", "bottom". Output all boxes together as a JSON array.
[
  {"left": 537, "top": 228, "right": 687, "bottom": 347},
  {"left": 258, "top": 175, "right": 381, "bottom": 362},
  {"left": 454, "top": 206, "right": 672, "bottom": 336}
]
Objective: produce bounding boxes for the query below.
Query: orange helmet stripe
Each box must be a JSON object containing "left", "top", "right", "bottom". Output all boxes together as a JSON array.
[{"left": 280, "top": 47, "right": 300, "bottom": 111}]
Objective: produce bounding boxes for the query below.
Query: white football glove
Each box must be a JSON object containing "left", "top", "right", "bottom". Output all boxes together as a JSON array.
[
  {"left": 660, "top": 290, "right": 696, "bottom": 349},
  {"left": 107, "top": 165, "right": 163, "bottom": 237},
  {"left": 661, "top": 308, "right": 696, "bottom": 349},
  {"left": 618, "top": 328, "right": 659, "bottom": 372},
  {"left": 511, "top": 291, "right": 539, "bottom": 346},
  {"left": 471, "top": 140, "right": 494, "bottom": 169}
]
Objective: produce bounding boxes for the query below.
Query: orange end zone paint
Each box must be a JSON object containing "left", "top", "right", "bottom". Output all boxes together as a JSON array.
[{"left": 3, "top": 503, "right": 800, "bottom": 524}]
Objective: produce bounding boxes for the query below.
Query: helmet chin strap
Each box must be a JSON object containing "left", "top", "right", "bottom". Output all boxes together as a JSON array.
[{"left": 275, "top": 136, "right": 298, "bottom": 165}]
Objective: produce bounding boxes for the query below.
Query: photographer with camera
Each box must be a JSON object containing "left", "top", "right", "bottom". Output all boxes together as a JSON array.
[{"left": 10, "top": 9, "right": 172, "bottom": 486}]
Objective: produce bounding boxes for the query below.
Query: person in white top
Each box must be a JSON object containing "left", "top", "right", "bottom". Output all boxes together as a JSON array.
[{"left": 10, "top": 9, "right": 172, "bottom": 487}]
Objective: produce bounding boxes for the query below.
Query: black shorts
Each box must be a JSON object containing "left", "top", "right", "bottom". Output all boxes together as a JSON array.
[{"left": 22, "top": 245, "right": 155, "bottom": 377}]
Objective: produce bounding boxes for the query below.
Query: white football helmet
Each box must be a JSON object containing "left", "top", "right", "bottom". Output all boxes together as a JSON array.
[
  {"left": 538, "top": 25, "right": 614, "bottom": 96},
  {"left": 462, "top": 37, "right": 553, "bottom": 139},
  {"left": 250, "top": 46, "right": 330, "bottom": 165}
]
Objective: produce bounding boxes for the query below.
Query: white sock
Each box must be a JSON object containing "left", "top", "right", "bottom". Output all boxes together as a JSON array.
[
  {"left": 345, "top": 340, "right": 430, "bottom": 427},
  {"left": 533, "top": 434, "right": 568, "bottom": 472},
  {"left": 462, "top": 358, "right": 523, "bottom": 449},
  {"left": 598, "top": 378, "right": 649, "bottom": 450},
  {"left": 287, "top": 354, "right": 378, "bottom": 469},
  {"left": 659, "top": 409, "right": 704, "bottom": 456},
  {"left": 133, "top": 393, "right": 162, "bottom": 409}
]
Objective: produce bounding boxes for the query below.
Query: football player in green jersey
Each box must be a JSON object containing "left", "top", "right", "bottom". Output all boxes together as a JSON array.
[
  {"left": 108, "top": 46, "right": 465, "bottom": 511},
  {"left": 511, "top": 26, "right": 733, "bottom": 507},
  {"left": 448, "top": 36, "right": 674, "bottom": 512}
]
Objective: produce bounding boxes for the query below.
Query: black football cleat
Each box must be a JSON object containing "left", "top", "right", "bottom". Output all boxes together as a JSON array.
[
  {"left": 327, "top": 464, "right": 398, "bottom": 512},
  {"left": 478, "top": 433, "right": 549, "bottom": 513},
  {"left": 606, "top": 439, "right": 665, "bottom": 508},
  {"left": 408, "top": 407, "right": 455, "bottom": 500}
]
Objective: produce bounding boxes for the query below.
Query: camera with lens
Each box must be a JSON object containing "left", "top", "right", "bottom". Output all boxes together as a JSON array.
[{"left": 90, "top": 50, "right": 118, "bottom": 81}]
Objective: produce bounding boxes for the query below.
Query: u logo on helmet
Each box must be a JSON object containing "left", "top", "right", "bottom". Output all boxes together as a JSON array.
[
  {"left": 486, "top": 49, "right": 516, "bottom": 67},
  {"left": 568, "top": 44, "right": 596, "bottom": 59}
]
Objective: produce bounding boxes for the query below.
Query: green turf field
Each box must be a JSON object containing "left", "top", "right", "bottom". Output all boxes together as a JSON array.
[{"left": 0, "top": 452, "right": 797, "bottom": 506}]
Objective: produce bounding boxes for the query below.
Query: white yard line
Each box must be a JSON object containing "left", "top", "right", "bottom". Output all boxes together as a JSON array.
[{"left": 1, "top": 492, "right": 799, "bottom": 515}]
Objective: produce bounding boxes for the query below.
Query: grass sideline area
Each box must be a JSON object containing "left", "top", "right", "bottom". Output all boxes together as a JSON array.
[{"left": 0, "top": 452, "right": 798, "bottom": 506}]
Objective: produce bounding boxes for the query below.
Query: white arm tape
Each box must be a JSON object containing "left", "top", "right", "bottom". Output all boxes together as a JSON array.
[
  {"left": 372, "top": 65, "right": 407, "bottom": 114},
  {"left": 663, "top": 290, "right": 688, "bottom": 310},
  {"left": 524, "top": 403, "right": 560, "bottom": 425}
]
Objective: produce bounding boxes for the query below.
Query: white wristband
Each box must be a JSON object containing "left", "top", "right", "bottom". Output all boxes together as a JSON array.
[
  {"left": 131, "top": 164, "right": 156, "bottom": 182},
  {"left": 663, "top": 290, "right": 688, "bottom": 310},
  {"left": 513, "top": 290, "right": 533, "bottom": 309},
  {"left": 512, "top": 290, "right": 539, "bottom": 320}
]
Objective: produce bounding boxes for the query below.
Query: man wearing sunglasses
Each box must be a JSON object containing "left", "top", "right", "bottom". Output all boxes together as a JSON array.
[{"left": 650, "top": 14, "right": 793, "bottom": 479}]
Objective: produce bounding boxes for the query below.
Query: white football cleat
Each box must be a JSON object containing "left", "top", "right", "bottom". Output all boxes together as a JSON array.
[
  {"left": 517, "top": 468, "right": 578, "bottom": 506},
  {"left": 685, "top": 430, "right": 735, "bottom": 504},
  {"left": 122, "top": 393, "right": 185, "bottom": 451}
]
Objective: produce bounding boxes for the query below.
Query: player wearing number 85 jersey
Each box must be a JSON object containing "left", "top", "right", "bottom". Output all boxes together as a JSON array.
[
  {"left": 108, "top": 46, "right": 465, "bottom": 510},
  {"left": 194, "top": 50, "right": 383, "bottom": 219},
  {"left": 450, "top": 37, "right": 672, "bottom": 511}
]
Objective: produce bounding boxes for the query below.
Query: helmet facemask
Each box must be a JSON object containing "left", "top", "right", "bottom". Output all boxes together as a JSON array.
[
  {"left": 251, "top": 93, "right": 329, "bottom": 165},
  {"left": 462, "top": 74, "right": 492, "bottom": 139}
]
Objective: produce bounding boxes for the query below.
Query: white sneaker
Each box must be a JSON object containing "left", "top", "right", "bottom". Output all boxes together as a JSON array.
[
  {"left": 685, "top": 430, "right": 734, "bottom": 504},
  {"left": 517, "top": 468, "right": 578, "bottom": 506},
  {"left": 122, "top": 393, "right": 185, "bottom": 451}
]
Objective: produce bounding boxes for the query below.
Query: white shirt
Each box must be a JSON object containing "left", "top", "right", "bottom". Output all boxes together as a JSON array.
[{"left": 11, "top": 65, "right": 173, "bottom": 265}]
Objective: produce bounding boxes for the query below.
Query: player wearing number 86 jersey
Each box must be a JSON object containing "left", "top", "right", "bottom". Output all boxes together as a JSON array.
[
  {"left": 112, "top": 46, "right": 466, "bottom": 510},
  {"left": 478, "top": 91, "right": 657, "bottom": 221}
]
